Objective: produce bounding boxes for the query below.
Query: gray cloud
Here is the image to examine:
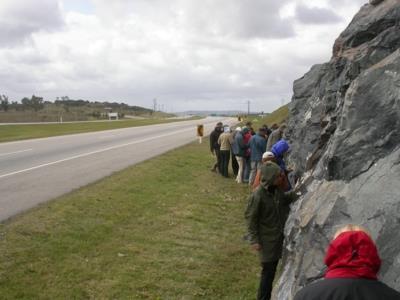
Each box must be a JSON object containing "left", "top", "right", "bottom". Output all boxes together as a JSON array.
[
  {"left": 0, "top": 0, "right": 367, "bottom": 112},
  {"left": 0, "top": 0, "right": 64, "bottom": 47},
  {"left": 92, "top": 0, "right": 295, "bottom": 40},
  {"left": 328, "top": 0, "right": 366, "bottom": 6},
  {"left": 295, "top": 4, "right": 343, "bottom": 24},
  {"left": 182, "top": 0, "right": 295, "bottom": 39}
]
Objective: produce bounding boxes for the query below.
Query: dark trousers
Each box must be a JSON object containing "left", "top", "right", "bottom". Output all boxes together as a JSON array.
[
  {"left": 243, "top": 156, "right": 251, "bottom": 182},
  {"left": 220, "top": 150, "right": 230, "bottom": 177},
  {"left": 212, "top": 149, "right": 222, "bottom": 173},
  {"left": 231, "top": 151, "right": 238, "bottom": 176},
  {"left": 257, "top": 260, "right": 278, "bottom": 300}
]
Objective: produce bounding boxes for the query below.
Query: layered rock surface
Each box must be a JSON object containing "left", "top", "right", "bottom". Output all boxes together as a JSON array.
[{"left": 274, "top": 0, "right": 400, "bottom": 298}]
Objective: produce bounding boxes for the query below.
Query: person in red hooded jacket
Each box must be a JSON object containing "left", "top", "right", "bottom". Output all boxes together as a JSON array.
[{"left": 294, "top": 225, "right": 400, "bottom": 300}]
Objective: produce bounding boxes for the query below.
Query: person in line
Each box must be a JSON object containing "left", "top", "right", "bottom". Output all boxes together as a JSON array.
[
  {"left": 261, "top": 124, "right": 272, "bottom": 137},
  {"left": 242, "top": 127, "right": 252, "bottom": 183},
  {"left": 270, "top": 123, "right": 279, "bottom": 131},
  {"left": 270, "top": 139, "right": 290, "bottom": 172},
  {"left": 230, "top": 126, "right": 239, "bottom": 178},
  {"left": 217, "top": 125, "right": 232, "bottom": 178},
  {"left": 232, "top": 127, "right": 246, "bottom": 183},
  {"left": 266, "top": 123, "right": 286, "bottom": 151},
  {"left": 209, "top": 122, "right": 223, "bottom": 173},
  {"left": 294, "top": 225, "right": 400, "bottom": 300},
  {"left": 245, "top": 162, "right": 298, "bottom": 300},
  {"left": 245, "top": 121, "right": 256, "bottom": 136},
  {"left": 251, "top": 151, "right": 276, "bottom": 190},
  {"left": 271, "top": 139, "right": 293, "bottom": 191},
  {"left": 248, "top": 128, "right": 268, "bottom": 186}
]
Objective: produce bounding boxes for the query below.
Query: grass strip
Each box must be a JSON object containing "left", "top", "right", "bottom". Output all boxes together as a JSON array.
[
  {"left": 0, "top": 106, "right": 288, "bottom": 299},
  {"left": 0, "top": 139, "right": 259, "bottom": 299},
  {"left": 0, "top": 118, "right": 199, "bottom": 143}
]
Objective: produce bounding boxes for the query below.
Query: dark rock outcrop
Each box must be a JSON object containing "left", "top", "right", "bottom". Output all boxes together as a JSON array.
[
  {"left": 274, "top": 0, "right": 400, "bottom": 298},
  {"left": 370, "top": 0, "right": 386, "bottom": 5}
]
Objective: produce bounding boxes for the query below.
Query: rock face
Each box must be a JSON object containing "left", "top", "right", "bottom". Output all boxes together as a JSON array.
[{"left": 274, "top": 0, "right": 400, "bottom": 299}]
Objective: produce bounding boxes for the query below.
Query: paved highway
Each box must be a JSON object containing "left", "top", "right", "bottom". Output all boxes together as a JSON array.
[{"left": 0, "top": 117, "right": 235, "bottom": 221}]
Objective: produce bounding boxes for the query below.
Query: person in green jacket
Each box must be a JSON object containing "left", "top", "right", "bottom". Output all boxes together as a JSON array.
[{"left": 245, "top": 161, "right": 298, "bottom": 300}]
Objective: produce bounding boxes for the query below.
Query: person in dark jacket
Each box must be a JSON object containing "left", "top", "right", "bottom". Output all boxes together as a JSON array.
[
  {"left": 294, "top": 225, "right": 400, "bottom": 300},
  {"left": 245, "top": 162, "right": 298, "bottom": 300},
  {"left": 262, "top": 124, "right": 272, "bottom": 137},
  {"left": 209, "top": 122, "right": 223, "bottom": 173},
  {"left": 232, "top": 127, "right": 246, "bottom": 183},
  {"left": 230, "top": 127, "right": 239, "bottom": 177},
  {"left": 242, "top": 127, "right": 252, "bottom": 183}
]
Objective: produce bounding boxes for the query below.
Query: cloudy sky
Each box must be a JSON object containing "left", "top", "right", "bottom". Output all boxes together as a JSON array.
[{"left": 0, "top": 0, "right": 366, "bottom": 113}]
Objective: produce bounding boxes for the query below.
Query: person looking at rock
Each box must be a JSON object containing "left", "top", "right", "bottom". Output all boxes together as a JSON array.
[
  {"left": 266, "top": 123, "right": 287, "bottom": 151},
  {"left": 270, "top": 139, "right": 299, "bottom": 190},
  {"left": 252, "top": 151, "right": 277, "bottom": 190},
  {"left": 271, "top": 139, "right": 290, "bottom": 172},
  {"left": 245, "top": 162, "right": 298, "bottom": 300},
  {"left": 210, "top": 122, "right": 223, "bottom": 173},
  {"left": 294, "top": 224, "right": 400, "bottom": 300}
]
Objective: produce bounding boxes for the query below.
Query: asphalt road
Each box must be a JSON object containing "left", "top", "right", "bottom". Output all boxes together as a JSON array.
[{"left": 0, "top": 117, "right": 235, "bottom": 221}]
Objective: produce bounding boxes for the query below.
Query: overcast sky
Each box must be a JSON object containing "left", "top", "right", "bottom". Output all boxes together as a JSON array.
[{"left": 0, "top": 0, "right": 366, "bottom": 113}]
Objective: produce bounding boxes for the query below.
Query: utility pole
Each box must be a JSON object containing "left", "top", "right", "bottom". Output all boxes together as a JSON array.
[
  {"left": 153, "top": 98, "right": 157, "bottom": 112},
  {"left": 247, "top": 100, "right": 250, "bottom": 116}
]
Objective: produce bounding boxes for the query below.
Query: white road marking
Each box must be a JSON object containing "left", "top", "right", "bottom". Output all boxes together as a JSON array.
[
  {"left": 98, "top": 134, "right": 122, "bottom": 139},
  {"left": 0, "top": 149, "right": 33, "bottom": 157},
  {"left": 0, "top": 127, "right": 194, "bottom": 179}
]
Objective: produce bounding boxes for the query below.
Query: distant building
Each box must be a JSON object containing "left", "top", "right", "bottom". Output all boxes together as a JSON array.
[{"left": 108, "top": 112, "right": 119, "bottom": 120}]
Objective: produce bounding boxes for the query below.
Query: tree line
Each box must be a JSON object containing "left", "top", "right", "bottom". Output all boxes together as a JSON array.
[
  {"left": 0, "top": 94, "right": 153, "bottom": 114},
  {"left": 0, "top": 95, "right": 44, "bottom": 112}
]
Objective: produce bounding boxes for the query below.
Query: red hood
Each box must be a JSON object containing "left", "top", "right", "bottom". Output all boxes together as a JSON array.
[{"left": 324, "top": 231, "right": 381, "bottom": 280}]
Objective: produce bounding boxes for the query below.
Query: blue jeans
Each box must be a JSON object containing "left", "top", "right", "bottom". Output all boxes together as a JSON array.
[{"left": 249, "top": 161, "right": 262, "bottom": 185}]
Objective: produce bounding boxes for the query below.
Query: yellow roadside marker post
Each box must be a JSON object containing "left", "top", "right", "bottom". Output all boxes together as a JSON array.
[{"left": 197, "top": 124, "right": 204, "bottom": 144}]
